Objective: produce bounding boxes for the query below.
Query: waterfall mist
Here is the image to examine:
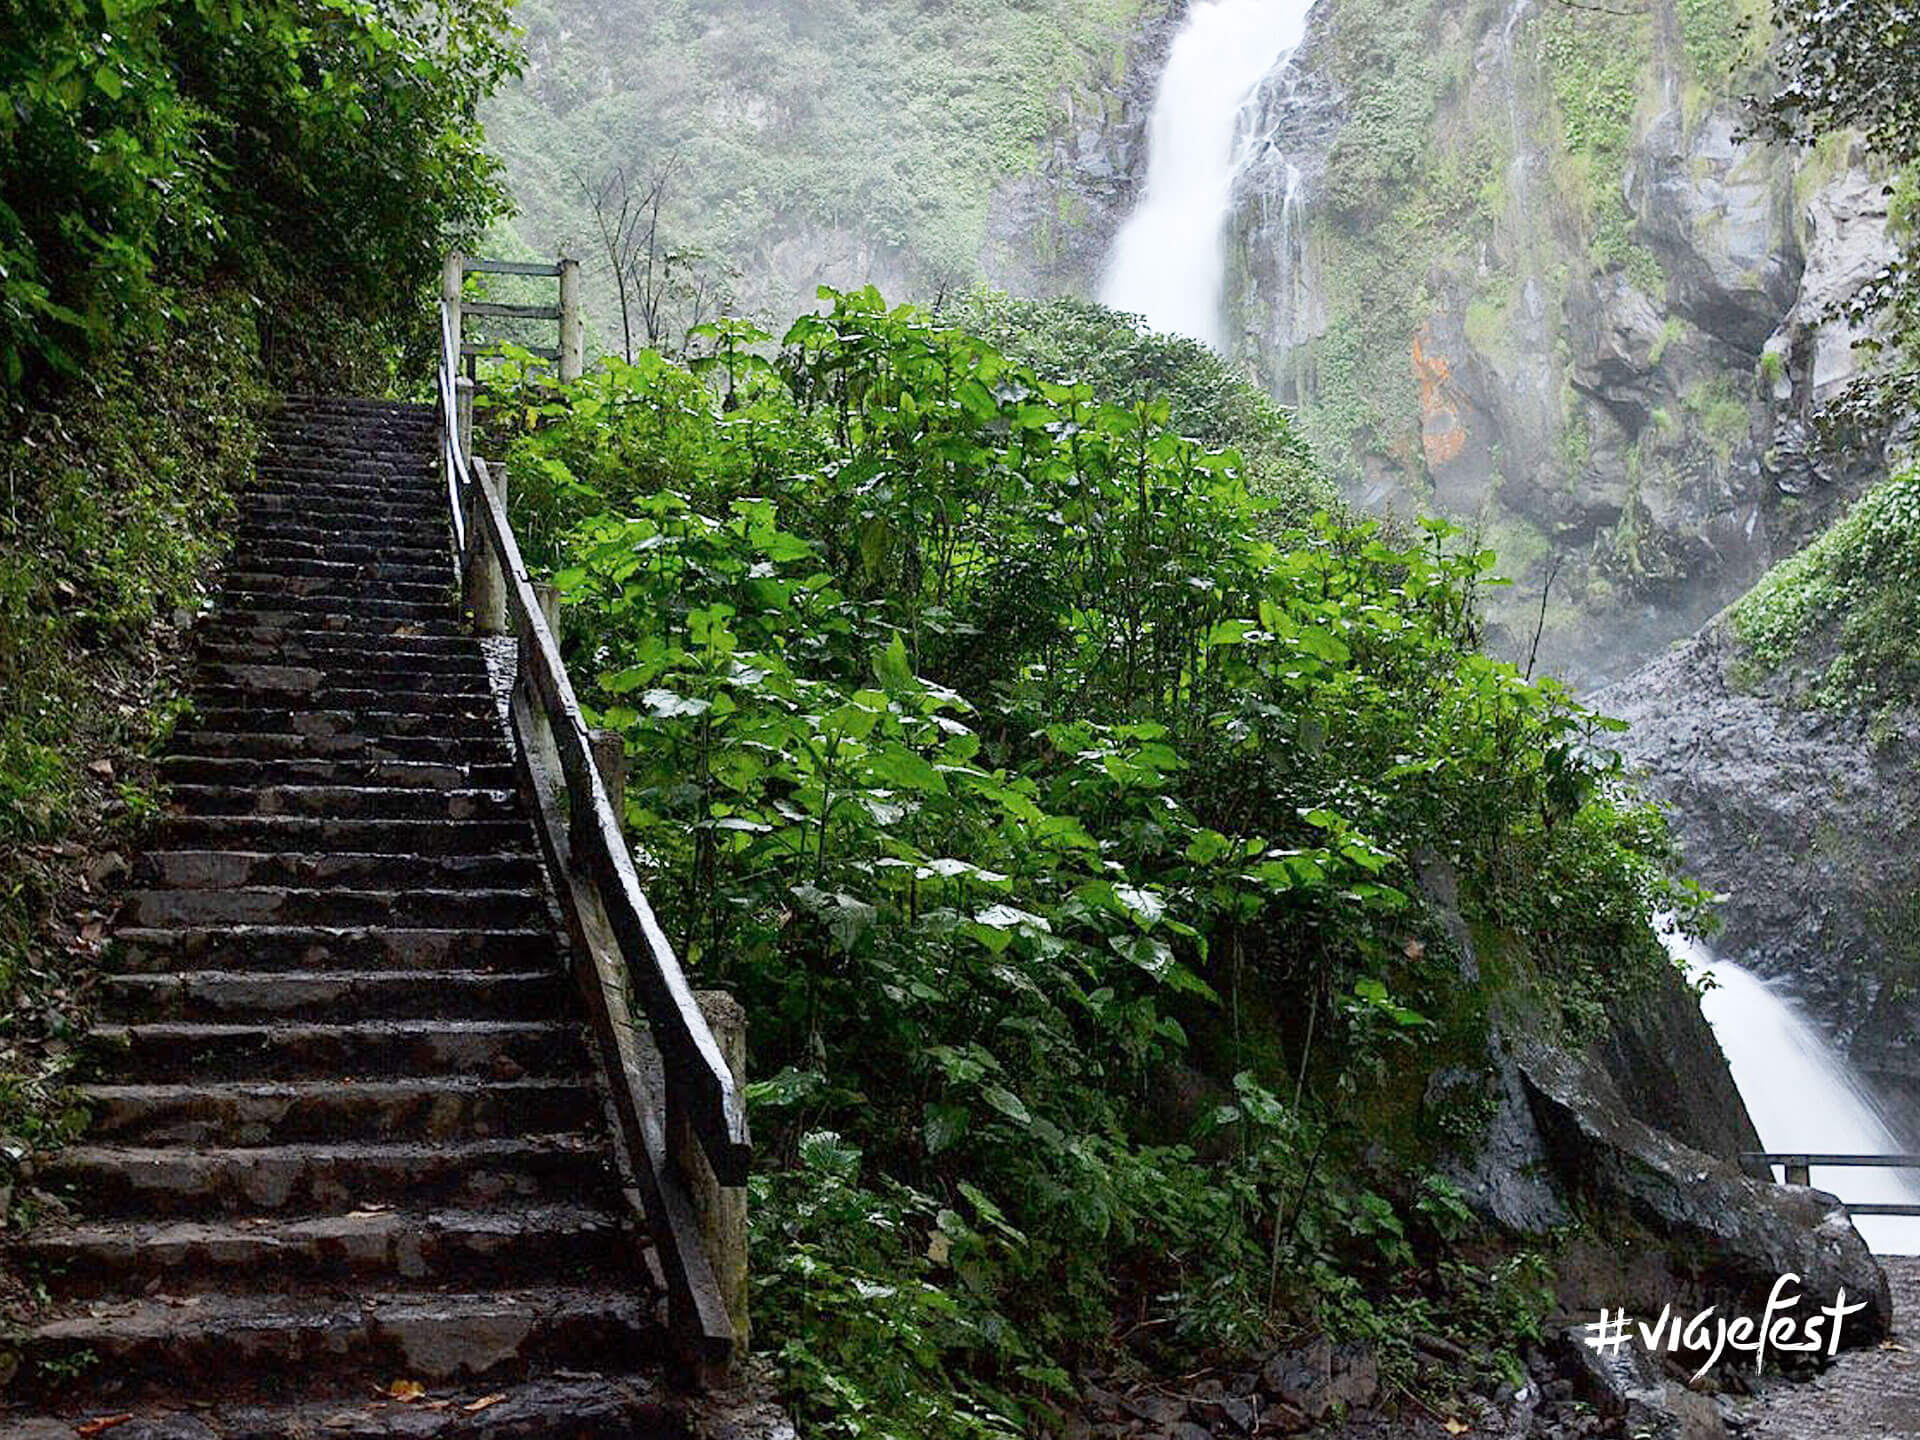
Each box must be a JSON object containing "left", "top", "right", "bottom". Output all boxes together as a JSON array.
[
  {"left": 1667, "top": 928, "right": 1920, "bottom": 1254},
  {"left": 1100, "top": 0, "right": 1316, "bottom": 349}
]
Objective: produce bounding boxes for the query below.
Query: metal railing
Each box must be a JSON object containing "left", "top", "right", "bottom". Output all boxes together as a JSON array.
[
  {"left": 1745, "top": 1152, "right": 1920, "bottom": 1217},
  {"left": 436, "top": 254, "right": 751, "bottom": 1380}
]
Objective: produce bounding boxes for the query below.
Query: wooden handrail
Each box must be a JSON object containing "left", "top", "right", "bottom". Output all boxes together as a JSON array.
[{"left": 435, "top": 256, "right": 749, "bottom": 1377}]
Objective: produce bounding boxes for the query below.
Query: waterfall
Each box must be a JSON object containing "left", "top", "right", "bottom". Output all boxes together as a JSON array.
[
  {"left": 1665, "top": 927, "right": 1920, "bottom": 1254},
  {"left": 1101, "top": 0, "right": 1318, "bottom": 349}
]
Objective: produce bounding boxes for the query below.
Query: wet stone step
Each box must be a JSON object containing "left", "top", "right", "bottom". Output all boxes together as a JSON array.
[
  {"left": 108, "top": 922, "right": 557, "bottom": 976},
  {"left": 76, "top": 1078, "right": 592, "bottom": 1146},
  {"left": 220, "top": 576, "right": 449, "bottom": 602},
  {"left": 220, "top": 573, "right": 451, "bottom": 602},
  {"left": 147, "top": 817, "right": 534, "bottom": 859},
  {"left": 200, "top": 626, "right": 479, "bottom": 654},
  {"left": 83, "top": 1018, "right": 588, "bottom": 1083},
  {"left": 0, "top": 1373, "right": 691, "bottom": 1440},
  {"left": 188, "top": 707, "right": 504, "bottom": 741},
  {"left": 159, "top": 755, "right": 515, "bottom": 790},
  {"left": 214, "top": 552, "right": 450, "bottom": 580},
  {"left": 37, "top": 1138, "right": 612, "bottom": 1218},
  {"left": 236, "top": 505, "right": 447, "bottom": 535},
  {"left": 119, "top": 885, "right": 548, "bottom": 929},
  {"left": 196, "top": 650, "right": 490, "bottom": 682},
  {"left": 204, "top": 595, "right": 462, "bottom": 622},
  {"left": 16, "top": 1286, "right": 660, "bottom": 1401},
  {"left": 18, "top": 1204, "right": 631, "bottom": 1299},
  {"left": 166, "top": 731, "right": 508, "bottom": 765},
  {"left": 99, "top": 969, "right": 564, "bottom": 1024},
  {"left": 162, "top": 784, "right": 519, "bottom": 821},
  {"left": 134, "top": 850, "right": 541, "bottom": 892},
  {"left": 190, "top": 681, "right": 498, "bottom": 715}
]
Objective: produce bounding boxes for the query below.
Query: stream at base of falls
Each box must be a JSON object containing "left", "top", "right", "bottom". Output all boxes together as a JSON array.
[{"left": 1665, "top": 927, "right": 1920, "bottom": 1255}]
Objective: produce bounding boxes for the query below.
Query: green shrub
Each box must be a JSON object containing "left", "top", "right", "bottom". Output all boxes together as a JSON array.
[{"left": 489, "top": 291, "right": 1693, "bottom": 1437}]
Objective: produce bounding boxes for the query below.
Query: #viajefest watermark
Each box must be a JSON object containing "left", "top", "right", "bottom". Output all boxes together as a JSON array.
[{"left": 1583, "top": 1274, "right": 1870, "bottom": 1382}]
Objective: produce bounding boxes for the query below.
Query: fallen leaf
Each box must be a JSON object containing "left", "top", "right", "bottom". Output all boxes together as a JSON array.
[
  {"left": 1443, "top": 1422, "right": 1470, "bottom": 1436},
  {"left": 387, "top": 1379, "right": 426, "bottom": 1403},
  {"left": 1403, "top": 938, "right": 1426, "bottom": 961},
  {"left": 86, "top": 760, "right": 114, "bottom": 781},
  {"left": 75, "top": 1418, "right": 134, "bottom": 1437},
  {"left": 463, "top": 1394, "right": 507, "bottom": 1413}
]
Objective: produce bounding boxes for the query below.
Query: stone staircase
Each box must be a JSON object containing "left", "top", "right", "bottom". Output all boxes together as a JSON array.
[{"left": 2, "top": 400, "right": 690, "bottom": 1437}]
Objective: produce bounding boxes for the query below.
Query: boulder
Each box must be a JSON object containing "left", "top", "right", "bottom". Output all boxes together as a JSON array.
[{"left": 1519, "top": 1038, "right": 1892, "bottom": 1348}]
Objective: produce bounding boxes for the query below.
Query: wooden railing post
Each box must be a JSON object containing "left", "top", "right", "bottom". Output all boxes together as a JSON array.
[
  {"left": 587, "top": 727, "right": 626, "bottom": 828},
  {"left": 677, "top": 991, "right": 750, "bottom": 1356},
  {"left": 463, "top": 460, "right": 508, "bottom": 635},
  {"left": 532, "top": 580, "right": 562, "bottom": 638},
  {"left": 454, "top": 375, "right": 475, "bottom": 469},
  {"left": 442, "top": 251, "right": 465, "bottom": 333},
  {"left": 1786, "top": 1158, "right": 1812, "bottom": 1187},
  {"left": 558, "top": 255, "right": 584, "bottom": 383}
]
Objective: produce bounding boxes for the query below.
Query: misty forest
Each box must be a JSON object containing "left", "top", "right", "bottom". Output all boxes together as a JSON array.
[{"left": 2, "top": 1, "right": 1919, "bottom": 1437}]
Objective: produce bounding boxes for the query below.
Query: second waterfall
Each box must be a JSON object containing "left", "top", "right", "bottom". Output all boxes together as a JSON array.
[{"left": 1101, "top": 0, "right": 1317, "bottom": 350}]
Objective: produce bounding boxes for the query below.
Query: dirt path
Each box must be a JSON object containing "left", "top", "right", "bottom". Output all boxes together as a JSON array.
[{"left": 1738, "top": 1256, "right": 1920, "bottom": 1438}]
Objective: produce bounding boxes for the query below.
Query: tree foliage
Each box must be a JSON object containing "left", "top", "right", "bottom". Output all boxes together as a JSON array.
[
  {"left": 485, "top": 292, "right": 1698, "bottom": 1437},
  {"left": 1761, "top": 0, "right": 1920, "bottom": 418},
  {"left": 0, "top": 0, "right": 521, "bottom": 394}
]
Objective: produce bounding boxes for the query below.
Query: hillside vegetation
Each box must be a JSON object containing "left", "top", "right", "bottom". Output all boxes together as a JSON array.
[
  {"left": 484, "top": 290, "right": 1702, "bottom": 1438},
  {"left": 485, "top": 0, "right": 1153, "bottom": 337},
  {"left": 0, "top": 0, "right": 519, "bottom": 1179}
]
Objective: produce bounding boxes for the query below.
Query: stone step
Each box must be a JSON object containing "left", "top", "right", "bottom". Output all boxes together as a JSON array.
[
  {"left": 134, "top": 850, "right": 540, "bottom": 893},
  {"left": 15, "top": 1286, "right": 660, "bottom": 1397},
  {"left": 236, "top": 502, "right": 448, "bottom": 535},
  {"left": 77, "top": 1078, "right": 591, "bottom": 1146},
  {"left": 220, "top": 572, "right": 451, "bottom": 603},
  {"left": 232, "top": 531, "right": 448, "bottom": 558},
  {"left": 149, "top": 817, "right": 532, "bottom": 859},
  {"left": 39, "top": 1138, "right": 612, "bottom": 1218},
  {"left": 161, "top": 784, "right": 519, "bottom": 821},
  {"left": 167, "top": 730, "right": 508, "bottom": 765},
  {"left": 202, "top": 593, "right": 460, "bottom": 622},
  {"left": 215, "top": 553, "right": 452, "bottom": 585},
  {"left": 191, "top": 686, "right": 499, "bottom": 718},
  {"left": 100, "top": 969, "right": 564, "bottom": 1024},
  {"left": 110, "top": 923, "right": 556, "bottom": 976},
  {"left": 165, "top": 729, "right": 508, "bottom": 765},
  {"left": 196, "top": 647, "right": 490, "bottom": 681},
  {"left": 195, "top": 610, "right": 470, "bottom": 641},
  {"left": 85, "top": 1019, "right": 585, "bottom": 1082},
  {"left": 119, "top": 885, "right": 548, "bottom": 930},
  {"left": 18, "top": 1204, "right": 631, "bottom": 1299},
  {"left": 188, "top": 706, "right": 503, "bottom": 741},
  {"left": 240, "top": 495, "right": 439, "bottom": 522},
  {"left": 160, "top": 754, "right": 515, "bottom": 791},
  {"left": 0, "top": 1373, "right": 690, "bottom": 1440},
  {"left": 196, "top": 628, "right": 479, "bottom": 659}
]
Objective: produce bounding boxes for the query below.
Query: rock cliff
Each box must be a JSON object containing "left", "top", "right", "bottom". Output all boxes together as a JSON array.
[{"left": 985, "top": 0, "right": 1898, "bottom": 688}]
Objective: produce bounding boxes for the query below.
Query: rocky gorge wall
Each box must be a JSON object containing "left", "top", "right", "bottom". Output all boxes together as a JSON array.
[{"left": 985, "top": 0, "right": 1899, "bottom": 688}]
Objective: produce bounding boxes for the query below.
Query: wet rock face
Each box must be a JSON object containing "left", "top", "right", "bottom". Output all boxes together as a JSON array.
[
  {"left": 1519, "top": 1038, "right": 1892, "bottom": 1349},
  {"left": 981, "top": 1, "right": 1187, "bottom": 302},
  {"left": 1630, "top": 108, "right": 1803, "bottom": 359},
  {"left": 1194, "top": 0, "right": 1901, "bottom": 686},
  {"left": 1599, "top": 624, "right": 1920, "bottom": 1123}
]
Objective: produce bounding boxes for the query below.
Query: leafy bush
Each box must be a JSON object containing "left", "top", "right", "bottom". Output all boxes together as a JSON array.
[
  {"left": 0, "top": 0, "right": 520, "bottom": 393},
  {"left": 1, "top": 288, "right": 268, "bottom": 1149},
  {"left": 1732, "top": 465, "right": 1920, "bottom": 714},
  {"left": 489, "top": 290, "right": 1693, "bottom": 1437}
]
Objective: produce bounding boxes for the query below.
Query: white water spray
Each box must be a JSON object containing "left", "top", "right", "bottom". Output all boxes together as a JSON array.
[
  {"left": 1665, "top": 928, "right": 1920, "bottom": 1254},
  {"left": 1101, "top": 0, "right": 1316, "bottom": 349}
]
